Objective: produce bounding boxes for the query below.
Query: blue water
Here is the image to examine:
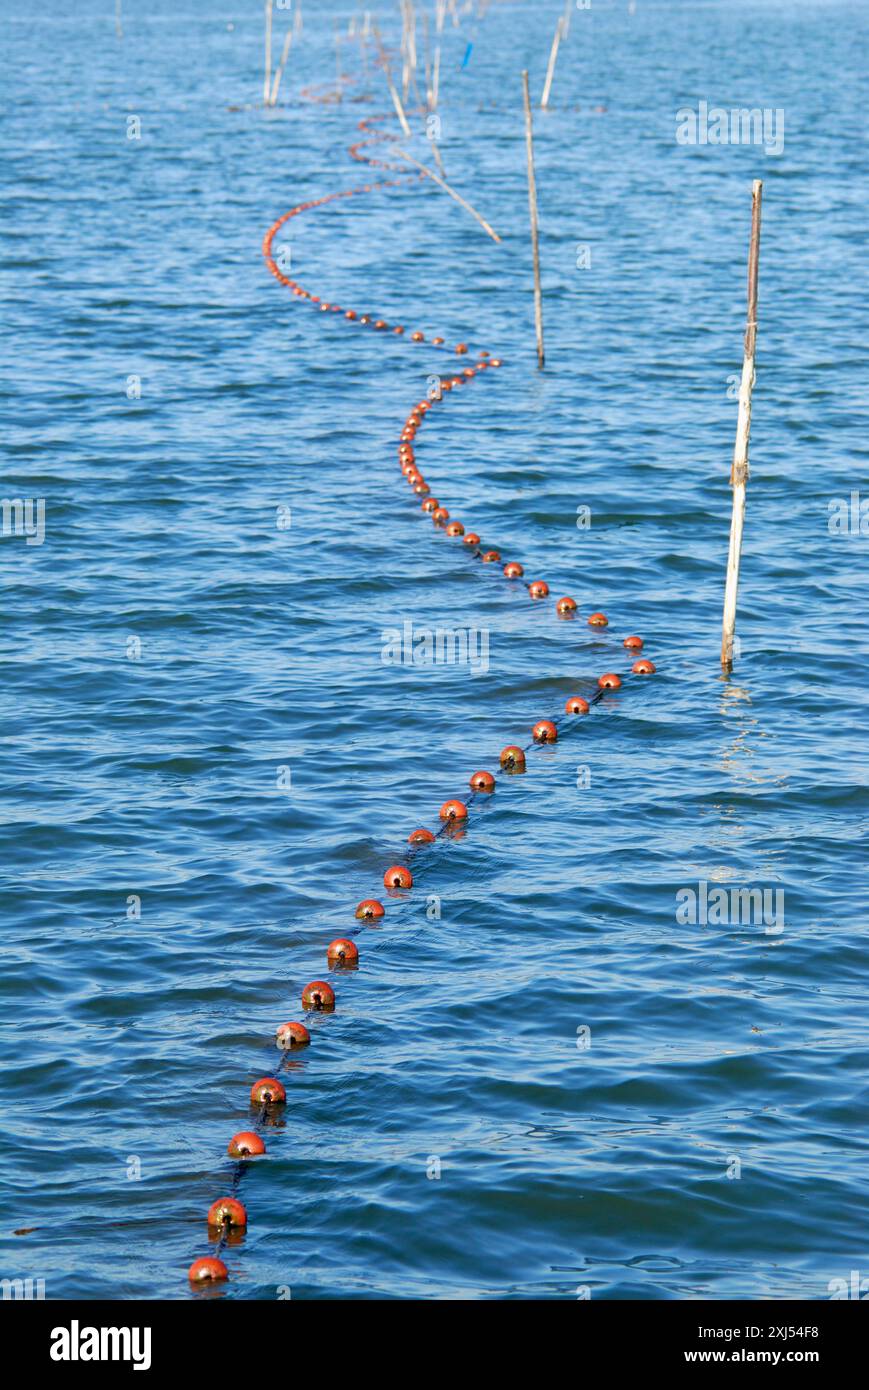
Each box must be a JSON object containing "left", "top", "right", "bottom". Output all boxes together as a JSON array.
[{"left": 1, "top": 0, "right": 867, "bottom": 1300}]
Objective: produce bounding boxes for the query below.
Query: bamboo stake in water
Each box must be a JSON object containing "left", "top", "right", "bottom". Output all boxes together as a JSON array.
[
  {"left": 409, "top": 1, "right": 418, "bottom": 68},
  {"left": 429, "top": 134, "right": 446, "bottom": 179},
  {"left": 433, "top": 0, "right": 445, "bottom": 107},
  {"left": 402, "top": 0, "right": 417, "bottom": 99},
  {"left": 269, "top": 28, "right": 293, "bottom": 106},
  {"left": 263, "top": 0, "right": 273, "bottom": 106},
  {"left": 373, "top": 21, "right": 413, "bottom": 135},
  {"left": 361, "top": 28, "right": 369, "bottom": 83},
  {"left": 540, "top": 16, "right": 564, "bottom": 109},
  {"left": 423, "top": 10, "right": 432, "bottom": 107},
  {"left": 395, "top": 148, "right": 501, "bottom": 243},
  {"left": 522, "top": 70, "right": 545, "bottom": 368},
  {"left": 721, "top": 183, "right": 764, "bottom": 668},
  {"left": 408, "top": 42, "right": 425, "bottom": 114},
  {"left": 721, "top": 180, "right": 763, "bottom": 672},
  {"left": 401, "top": 0, "right": 411, "bottom": 101},
  {"left": 389, "top": 67, "right": 413, "bottom": 134}
]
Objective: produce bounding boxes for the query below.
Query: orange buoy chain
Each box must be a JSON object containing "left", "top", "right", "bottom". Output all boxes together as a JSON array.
[
  {"left": 261, "top": 172, "right": 491, "bottom": 356},
  {"left": 188, "top": 100, "right": 659, "bottom": 1289},
  {"left": 348, "top": 113, "right": 409, "bottom": 171}
]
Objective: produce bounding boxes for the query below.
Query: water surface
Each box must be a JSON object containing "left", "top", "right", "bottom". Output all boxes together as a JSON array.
[{"left": 0, "top": 0, "right": 867, "bottom": 1299}]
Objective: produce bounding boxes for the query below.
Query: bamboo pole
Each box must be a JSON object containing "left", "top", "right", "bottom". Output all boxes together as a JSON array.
[
  {"left": 408, "top": 45, "right": 425, "bottom": 114},
  {"left": 423, "top": 11, "right": 433, "bottom": 107},
  {"left": 540, "top": 17, "right": 564, "bottom": 109},
  {"left": 269, "top": 28, "right": 292, "bottom": 106},
  {"left": 408, "top": 1, "right": 418, "bottom": 71},
  {"left": 522, "top": 70, "right": 545, "bottom": 368},
  {"left": 263, "top": 0, "right": 273, "bottom": 106},
  {"left": 395, "top": 148, "right": 501, "bottom": 243},
  {"left": 401, "top": 0, "right": 411, "bottom": 101},
  {"left": 372, "top": 21, "right": 413, "bottom": 135},
  {"left": 429, "top": 134, "right": 446, "bottom": 178},
  {"left": 721, "top": 180, "right": 763, "bottom": 672},
  {"left": 389, "top": 70, "right": 413, "bottom": 134},
  {"left": 361, "top": 29, "right": 369, "bottom": 83},
  {"left": 403, "top": 0, "right": 418, "bottom": 101}
]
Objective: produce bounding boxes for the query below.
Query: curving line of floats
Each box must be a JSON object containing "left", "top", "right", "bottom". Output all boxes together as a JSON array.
[{"left": 186, "top": 94, "right": 656, "bottom": 1289}]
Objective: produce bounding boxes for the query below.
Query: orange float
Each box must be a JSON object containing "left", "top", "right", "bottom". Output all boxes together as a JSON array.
[
  {"left": 383, "top": 864, "right": 413, "bottom": 889},
  {"left": 227, "top": 1132, "right": 265, "bottom": 1158},
  {"left": 189, "top": 1257, "right": 228, "bottom": 1284},
  {"left": 250, "top": 1077, "right": 286, "bottom": 1104},
  {"left": 500, "top": 745, "right": 526, "bottom": 771},
  {"left": 302, "top": 981, "right": 336, "bottom": 1011},
  {"left": 276, "top": 1021, "right": 310, "bottom": 1049},
  {"left": 327, "top": 938, "right": 360, "bottom": 965},
  {"left": 532, "top": 720, "right": 558, "bottom": 743},
  {"left": 469, "top": 771, "right": 496, "bottom": 792},
  {"left": 565, "top": 696, "right": 590, "bottom": 715},
  {"left": 356, "top": 899, "right": 385, "bottom": 920},
  {"left": 207, "top": 1198, "right": 247, "bottom": 1229}
]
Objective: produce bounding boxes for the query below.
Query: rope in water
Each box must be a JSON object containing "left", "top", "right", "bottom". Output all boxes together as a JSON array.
[{"left": 187, "top": 69, "right": 657, "bottom": 1290}]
